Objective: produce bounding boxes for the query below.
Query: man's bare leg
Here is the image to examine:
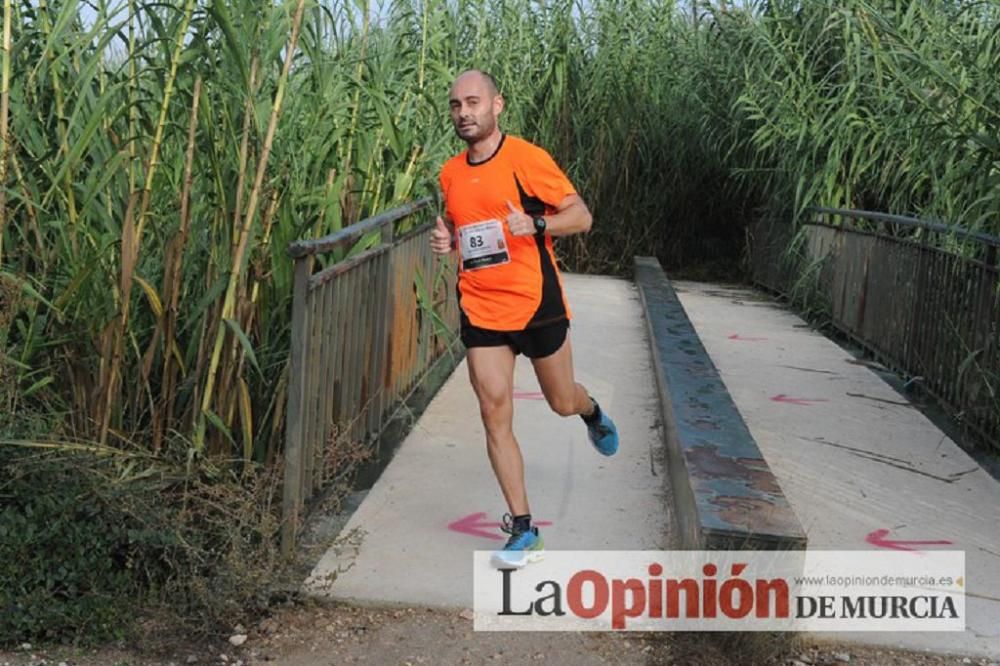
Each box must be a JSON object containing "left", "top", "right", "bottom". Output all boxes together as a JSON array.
[
  {"left": 467, "top": 345, "right": 530, "bottom": 516},
  {"left": 530, "top": 333, "right": 594, "bottom": 417},
  {"left": 533, "top": 332, "right": 618, "bottom": 456}
]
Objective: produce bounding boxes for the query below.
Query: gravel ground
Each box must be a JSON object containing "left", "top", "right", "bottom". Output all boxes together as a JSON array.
[{"left": 1, "top": 601, "right": 996, "bottom": 666}]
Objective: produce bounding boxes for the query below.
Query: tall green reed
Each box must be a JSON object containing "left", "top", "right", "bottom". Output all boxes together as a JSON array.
[{"left": 0, "top": 0, "right": 994, "bottom": 464}]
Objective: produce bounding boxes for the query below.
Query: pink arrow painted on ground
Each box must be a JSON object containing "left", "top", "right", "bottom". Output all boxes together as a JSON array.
[
  {"left": 728, "top": 334, "right": 768, "bottom": 341},
  {"left": 865, "top": 528, "right": 953, "bottom": 552},
  {"left": 513, "top": 390, "right": 546, "bottom": 400},
  {"left": 770, "top": 393, "right": 829, "bottom": 406},
  {"left": 448, "top": 512, "right": 553, "bottom": 540}
]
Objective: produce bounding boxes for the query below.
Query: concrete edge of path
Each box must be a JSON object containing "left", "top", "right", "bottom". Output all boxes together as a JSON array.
[{"left": 633, "top": 256, "right": 808, "bottom": 551}]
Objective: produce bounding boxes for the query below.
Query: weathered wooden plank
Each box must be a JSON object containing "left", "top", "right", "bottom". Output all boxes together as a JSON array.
[{"left": 282, "top": 255, "right": 313, "bottom": 555}]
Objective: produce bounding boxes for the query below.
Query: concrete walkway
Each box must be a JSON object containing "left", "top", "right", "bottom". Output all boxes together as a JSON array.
[
  {"left": 674, "top": 281, "right": 1000, "bottom": 659},
  {"left": 306, "top": 275, "right": 1000, "bottom": 659},
  {"left": 306, "top": 274, "right": 671, "bottom": 608}
]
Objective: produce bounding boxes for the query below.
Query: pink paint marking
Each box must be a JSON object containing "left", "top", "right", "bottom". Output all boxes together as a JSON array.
[
  {"left": 865, "top": 528, "right": 953, "bottom": 552},
  {"left": 513, "top": 390, "right": 546, "bottom": 400},
  {"left": 448, "top": 512, "right": 553, "bottom": 540},
  {"left": 770, "top": 393, "right": 829, "bottom": 406},
  {"left": 728, "top": 334, "right": 768, "bottom": 341}
]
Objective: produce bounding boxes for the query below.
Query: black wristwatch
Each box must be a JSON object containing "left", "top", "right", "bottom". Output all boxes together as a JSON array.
[{"left": 532, "top": 215, "right": 547, "bottom": 234}]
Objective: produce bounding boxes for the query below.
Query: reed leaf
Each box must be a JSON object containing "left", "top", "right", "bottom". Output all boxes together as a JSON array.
[{"left": 2, "top": 0, "right": 994, "bottom": 464}]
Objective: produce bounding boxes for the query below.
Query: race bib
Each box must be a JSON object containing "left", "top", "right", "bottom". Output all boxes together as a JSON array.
[{"left": 459, "top": 219, "right": 510, "bottom": 271}]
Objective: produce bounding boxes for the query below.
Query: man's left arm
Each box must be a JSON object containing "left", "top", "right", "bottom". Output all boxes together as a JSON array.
[
  {"left": 537, "top": 193, "right": 592, "bottom": 237},
  {"left": 505, "top": 194, "right": 593, "bottom": 237}
]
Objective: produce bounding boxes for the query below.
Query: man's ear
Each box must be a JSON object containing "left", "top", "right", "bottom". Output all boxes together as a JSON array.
[{"left": 493, "top": 94, "right": 505, "bottom": 116}]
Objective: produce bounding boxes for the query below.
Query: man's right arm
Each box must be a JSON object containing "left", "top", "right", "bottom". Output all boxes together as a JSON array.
[{"left": 430, "top": 214, "right": 455, "bottom": 255}]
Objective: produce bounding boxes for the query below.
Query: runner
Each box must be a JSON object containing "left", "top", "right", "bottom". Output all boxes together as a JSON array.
[{"left": 430, "top": 70, "right": 619, "bottom": 568}]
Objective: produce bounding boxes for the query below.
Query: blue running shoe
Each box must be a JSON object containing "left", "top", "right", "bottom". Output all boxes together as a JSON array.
[
  {"left": 491, "top": 514, "right": 545, "bottom": 569},
  {"left": 586, "top": 402, "right": 619, "bottom": 456}
]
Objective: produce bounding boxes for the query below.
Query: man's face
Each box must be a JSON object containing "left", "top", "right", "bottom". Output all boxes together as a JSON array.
[{"left": 448, "top": 73, "right": 502, "bottom": 144}]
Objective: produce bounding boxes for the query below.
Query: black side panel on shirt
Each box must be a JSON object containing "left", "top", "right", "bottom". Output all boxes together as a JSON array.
[
  {"left": 515, "top": 175, "right": 566, "bottom": 328},
  {"left": 456, "top": 282, "right": 469, "bottom": 327}
]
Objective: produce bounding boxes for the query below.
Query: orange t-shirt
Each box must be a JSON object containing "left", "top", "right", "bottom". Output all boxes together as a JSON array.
[{"left": 440, "top": 134, "right": 575, "bottom": 331}]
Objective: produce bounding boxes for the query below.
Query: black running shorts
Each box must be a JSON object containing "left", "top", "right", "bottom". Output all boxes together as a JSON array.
[{"left": 460, "top": 318, "right": 569, "bottom": 359}]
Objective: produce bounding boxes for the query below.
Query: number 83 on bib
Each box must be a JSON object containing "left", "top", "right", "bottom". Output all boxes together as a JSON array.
[{"left": 459, "top": 219, "right": 511, "bottom": 271}]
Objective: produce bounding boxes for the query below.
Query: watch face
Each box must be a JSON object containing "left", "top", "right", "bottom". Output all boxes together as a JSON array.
[{"left": 534, "top": 216, "right": 546, "bottom": 232}]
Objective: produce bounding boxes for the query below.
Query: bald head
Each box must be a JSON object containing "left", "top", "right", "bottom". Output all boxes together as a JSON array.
[
  {"left": 448, "top": 69, "right": 504, "bottom": 147},
  {"left": 451, "top": 69, "right": 500, "bottom": 97}
]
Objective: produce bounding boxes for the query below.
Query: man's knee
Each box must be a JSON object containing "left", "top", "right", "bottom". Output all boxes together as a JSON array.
[
  {"left": 547, "top": 393, "right": 578, "bottom": 417},
  {"left": 478, "top": 392, "right": 512, "bottom": 428}
]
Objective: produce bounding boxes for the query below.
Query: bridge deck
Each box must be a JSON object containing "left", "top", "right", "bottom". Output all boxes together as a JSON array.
[
  {"left": 307, "top": 274, "right": 1000, "bottom": 658},
  {"left": 306, "top": 274, "right": 671, "bottom": 606},
  {"left": 674, "top": 281, "right": 1000, "bottom": 658}
]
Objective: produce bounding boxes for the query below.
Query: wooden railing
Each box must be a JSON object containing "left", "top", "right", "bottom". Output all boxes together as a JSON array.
[
  {"left": 749, "top": 208, "right": 1000, "bottom": 451},
  {"left": 282, "top": 198, "right": 460, "bottom": 551}
]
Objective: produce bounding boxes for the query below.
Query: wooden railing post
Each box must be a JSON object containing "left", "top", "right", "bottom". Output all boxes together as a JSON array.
[
  {"left": 378, "top": 220, "right": 396, "bottom": 432},
  {"left": 282, "top": 253, "right": 313, "bottom": 556}
]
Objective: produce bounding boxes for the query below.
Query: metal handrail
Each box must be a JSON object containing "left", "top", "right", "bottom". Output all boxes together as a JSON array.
[
  {"left": 752, "top": 210, "right": 1000, "bottom": 453},
  {"left": 287, "top": 196, "right": 434, "bottom": 258},
  {"left": 807, "top": 206, "right": 1000, "bottom": 249}
]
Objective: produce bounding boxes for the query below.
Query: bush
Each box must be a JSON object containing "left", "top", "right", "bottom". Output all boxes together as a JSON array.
[
  {"left": 0, "top": 447, "right": 134, "bottom": 642},
  {"left": 0, "top": 442, "right": 287, "bottom": 646}
]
